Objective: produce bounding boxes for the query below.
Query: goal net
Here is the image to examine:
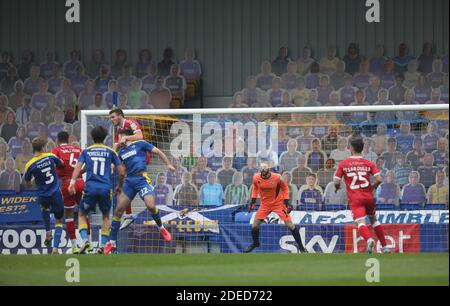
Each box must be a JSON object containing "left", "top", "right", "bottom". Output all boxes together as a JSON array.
[{"left": 81, "top": 104, "right": 449, "bottom": 254}]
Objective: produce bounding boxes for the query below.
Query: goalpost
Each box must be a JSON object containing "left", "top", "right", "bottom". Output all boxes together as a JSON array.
[{"left": 80, "top": 104, "right": 449, "bottom": 254}]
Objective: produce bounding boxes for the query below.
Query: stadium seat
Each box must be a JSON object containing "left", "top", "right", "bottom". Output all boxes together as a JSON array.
[
  {"left": 400, "top": 203, "right": 425, "bottom": 210},
  {"left": 297, "top": 204, "right": 321, "bottom": 211},
  {"left": 170, "top": 95, "right": 183, "bottom": 108},
  {"left": 322, "top": 204, "right": 347, "bottom": 211},
  {"left": 424, "top": 204, "right": 448, "bottom": 210},
  {"left": 376, "top": 203, "right": 396, "bottom": 210},
  {"left": 185, "top": 80, "right": 199, "bottom": 99}
]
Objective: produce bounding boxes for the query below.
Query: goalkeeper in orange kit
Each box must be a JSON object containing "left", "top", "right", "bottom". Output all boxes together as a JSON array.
[{"left": 244, "top": 160, "right": 306, "bottom": 253}]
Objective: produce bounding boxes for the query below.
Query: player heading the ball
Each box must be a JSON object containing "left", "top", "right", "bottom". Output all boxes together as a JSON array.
[
  {"left": 104, "top": 128, "right": 176, "bottom": 254},
  {"left": 334, "top": 136, "right": 390, "bottom": 254},
  {"left": 109, "top": 108, "right": 146, "bottom": 229},
  {"left": 244, "top": 159, "right": 306, "bottom": 253}
]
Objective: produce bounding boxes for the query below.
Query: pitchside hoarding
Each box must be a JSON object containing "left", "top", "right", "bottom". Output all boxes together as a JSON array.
[
  {"left": 0, "top": 193, "right": 43, "bottom": 223},
  {"left": 0, "top": 223, "right": 447, "bottom": 255},
  {"left": 1, "top": 194, "right": 448, "bottom": 254}
]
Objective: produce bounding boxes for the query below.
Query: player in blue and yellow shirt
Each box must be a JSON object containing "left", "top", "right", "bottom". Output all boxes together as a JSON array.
[
  {"left": 104, "top": 129, "right": 175, "bottom": 254},
  {"left": 69, "top": 126, "right": 125, "bottom": 254},
  {"left": 23, "top": 138, "right": 64, "bottom": 254}
]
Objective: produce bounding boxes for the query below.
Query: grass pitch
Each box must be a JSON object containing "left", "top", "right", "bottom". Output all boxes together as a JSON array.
[{"left": 0, "top": 253, "right": 448, "bottom": 286}]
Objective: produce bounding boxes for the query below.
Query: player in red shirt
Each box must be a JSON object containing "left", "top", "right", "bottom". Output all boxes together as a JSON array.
[
  {"left": 109, "top": 108, "right": 144, "bottom": 150},
  {"left": 244, "top": 160, "right": 306, "bottom": 253},
  {"left": 334, "top": 136, "right": 389, "bottom": 253},
  {"left": 53, "top": 131, "right": 89, "bottom": 254},
  {"left": 109, "top": 108, "right": 146, "bottom": 229}
]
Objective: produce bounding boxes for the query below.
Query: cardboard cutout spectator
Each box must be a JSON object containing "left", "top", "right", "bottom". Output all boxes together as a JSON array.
[
  {"left": 256, "top": 61, "right": 276, "bottom": 91},
  {"left": 272, "top": 46, "right": 291, "bottom": 76},
  {"left": 158, "top": 48, "right": 176, "bottom": 77},
  {"left": 343, "top": 43, "right": 362, "bottom": 75},
  {"left": 400, "top": 171, "right": 427, "bottom": 205},
  {"left": 393, "top": 43, "right": 415, "bottom": 74}
]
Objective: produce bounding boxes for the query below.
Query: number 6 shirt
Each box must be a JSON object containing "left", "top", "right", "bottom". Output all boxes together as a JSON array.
[{"left": 52, "top": 144, "right": 83, "bottom": 181}]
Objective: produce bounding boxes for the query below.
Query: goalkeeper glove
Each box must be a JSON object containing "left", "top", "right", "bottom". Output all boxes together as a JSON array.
[
  {"left": 248, "top": 198, "right": 257, "bottom": 212},
  {"left": 284, "top": 199, "right": 293, "bottom": 214}
]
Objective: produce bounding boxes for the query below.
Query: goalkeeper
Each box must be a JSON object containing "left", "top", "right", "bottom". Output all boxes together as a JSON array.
[{"left": 244, "top": 160, "right": 306, "bottom": 253}]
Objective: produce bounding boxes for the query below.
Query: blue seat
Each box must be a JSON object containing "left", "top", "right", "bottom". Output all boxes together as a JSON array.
[
  {"left": 322, "top": 204, "right": 347, "bottom": 211},
  {"left": 376, "top": 203, "right": 396, "bottom": 210},
  {"left": 297, "top": 204, "right": 321, "bottom": 211},
  {"left": 400, "top": 203, "right": 424, "bottom": 210},
  {"left": 424, "top": 204, "right": 448, "bottom": 210}
]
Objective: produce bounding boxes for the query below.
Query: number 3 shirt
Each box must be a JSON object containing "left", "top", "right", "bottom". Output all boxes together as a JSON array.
[
  {"left": 24, "top": 153, "right": 63, "bottom": 197},
  {"left": 334, "top": 156, "right": 381, "bottom": 202}
]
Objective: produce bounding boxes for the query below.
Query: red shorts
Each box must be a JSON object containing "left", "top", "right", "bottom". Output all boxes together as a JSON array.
[
  {"left": 255, "top": 203, "right": 292, "bottom": 222},
  {"left": 349, "top": 197, "right": 376, "bottom": 222},
  {"left": 146, "top": 151, "right": 151, "bottom": 165},
  {"left": 61, "top": 179, "right": 85, "bottom": 209}
]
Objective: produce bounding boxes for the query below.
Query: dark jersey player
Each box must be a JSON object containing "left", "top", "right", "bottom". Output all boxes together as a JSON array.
[
  {"left": 334, "top": 136, "right": 390, "bottom": 253},
  {"left": 244, "top": 160, "right": 306, "bottom": 253},
  {"left": 109, "top": 108, "right": 148, "bottom": 228},
  {"left": 69, "top": 126, "right": 125, "bottom": 254},
  {"left": 24, "top": 138, "right": 64, "bottom": 254},
  {"left": 104, "top": 129, "right": 175, "bottom": 254}
]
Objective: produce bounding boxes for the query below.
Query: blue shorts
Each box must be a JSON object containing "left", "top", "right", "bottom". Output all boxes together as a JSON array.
[
  {"left": 80, "top": 187, "right": 113, "bottom": 215},
  {"left": 39, "top": 192, "right": 64, "bottom": 219},
  {"left": 122, "top": 173, "right": 154, "bottom": 201}
]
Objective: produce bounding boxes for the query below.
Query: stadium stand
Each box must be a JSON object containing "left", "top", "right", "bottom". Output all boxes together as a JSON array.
[{"left": 0, "top": 43, "right": 448, "bottom": 212}]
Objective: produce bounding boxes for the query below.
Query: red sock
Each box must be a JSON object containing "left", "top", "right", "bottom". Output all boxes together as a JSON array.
[
  {"left": 86, "top": 216, "right": 91, "bottom": 235},
  {"left": 358, "top": 223, "right": 372, "bottom": 241},
  {"left": 66, "top": 219, "right": 76, "bottom": 240},
  {"left": 125, "top": 206, "right": 132, "bottom": 215},
  {"left": 373, "top": 222, "right": 387, "bottom": 247}
]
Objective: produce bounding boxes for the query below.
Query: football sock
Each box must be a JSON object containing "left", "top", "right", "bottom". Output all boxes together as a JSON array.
[
  {"left": 373, "top": 222, "right": 387, "bottom": 247},
  {"left": 290, "top": 226, "right": 306, "bottom": 252},
  {"left": 86, "top": 215, "right": 91, "bottom": 237},
  {"left": 101, "top": 229, "right": 110, "bottom": 247},
  {"left": 151, "top": 208, "right": 163, "bottom": 229},
  {"left": 66, "top": 218, "right": 76, "bottom": 241},
  {"left": 79, "top": 223, "right": 88, "bottom": 242},
  {"left": 110, "top": 216, "right": 121, "bottom": 246},
  {"left": 251, "top": 226, "right": 260, "bottom": 245},
  {"left": 125, "top": 206, "right": 132, "bottom": 215},
  {"left": 53, "top": 224, "right": 63, "bottom": 249},
  {"left": 358, "top": 223, "right": 372, "bottom": 241},
  {"left": 42, "top": 209, "right": 51, "bottom": 232}
]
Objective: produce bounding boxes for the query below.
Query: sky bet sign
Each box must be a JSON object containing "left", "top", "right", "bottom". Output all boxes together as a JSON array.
[{"left": 219, "top": 224, "right": 448, "bottom": 254}]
